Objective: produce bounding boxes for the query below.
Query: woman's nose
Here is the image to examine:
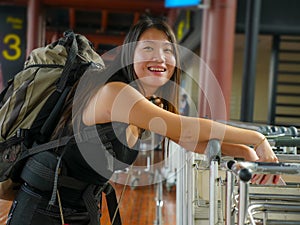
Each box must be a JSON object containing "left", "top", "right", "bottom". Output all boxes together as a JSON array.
[{"left": 152, "top": 49, "right": 165, "bottom": 62}]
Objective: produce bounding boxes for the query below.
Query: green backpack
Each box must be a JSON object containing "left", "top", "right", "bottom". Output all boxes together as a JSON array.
[
  {"left": 0, "top": 31, "right": 105, "bottom": 197},
  {"left": 0, "top": 30, "right": 125, "bottom": 225}
]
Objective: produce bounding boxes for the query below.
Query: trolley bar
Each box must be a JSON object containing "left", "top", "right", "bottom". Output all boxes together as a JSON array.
[
  {"left": 225, "top": 170, "right": 235, "bottom": 225},
  {"left": 222, "top": 160, "right": 300, "bottom": 225},
  {"left": 248, "top": 203, "right": 300, "bottom": 225},
  {"left": 205, "top": 139, "right": 221, "bottom": 225},
  {"left": 232, "top": 161, "right": 300, "bottom": 175}
]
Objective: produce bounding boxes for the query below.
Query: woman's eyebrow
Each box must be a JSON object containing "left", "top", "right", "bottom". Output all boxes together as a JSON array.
[
  {"left": 139, "top": 40, "right": 155, "bottom": 45},
  {"left": 163, "top": 42, "right": 173, "bottom": 47},
  {"left": 139, "top": 40, "right": 171, "bottom": 45}
]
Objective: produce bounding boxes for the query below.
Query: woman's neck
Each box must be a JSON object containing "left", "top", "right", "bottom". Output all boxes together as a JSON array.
[{"left": 141, "top": 86, "right": 159, "bottom": 97}]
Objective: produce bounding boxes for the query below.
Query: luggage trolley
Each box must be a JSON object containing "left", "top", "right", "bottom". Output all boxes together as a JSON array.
[
  {"left": 222, "top": 158, "right": 300, "bottom": 225},
  {"left": 220, "top": 135, "right": 300, "bottom": 225},
  {"left": 176, "top": 129, "right": 300, "bottom": 225},
  {"left": 176, "top": 139, "right": 225, "bottom": 225}
]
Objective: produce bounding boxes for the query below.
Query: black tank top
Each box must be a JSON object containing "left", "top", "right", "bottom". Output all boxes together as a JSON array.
[{"left": 62, "top": 122, "right": 139, "bottom": 185}]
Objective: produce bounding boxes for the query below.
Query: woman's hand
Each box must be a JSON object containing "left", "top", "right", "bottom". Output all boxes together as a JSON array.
[
  {"left": 251, "top": 137, "right": 283, "bottom": 185},
  {"left": 221, "top": 140, "right": 283, "bottom": 185},
  {"left": 254, "top": 137, "right": 278, "bottom": 163}
]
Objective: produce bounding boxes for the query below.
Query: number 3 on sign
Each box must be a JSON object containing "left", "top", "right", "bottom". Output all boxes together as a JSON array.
[{"left": 2, "top": 34, "right": 21, "bottom": 61}]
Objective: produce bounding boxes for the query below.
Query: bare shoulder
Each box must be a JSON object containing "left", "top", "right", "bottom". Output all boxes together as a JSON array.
[
  {"left": 82, "top": 82, "right": 144, "bottom": 125},
  {"left": 82, "top": 82, "right": 123, "bottom": 125},
  {"left": 100, "top": 81, "right": 130, "bottom": 95}
]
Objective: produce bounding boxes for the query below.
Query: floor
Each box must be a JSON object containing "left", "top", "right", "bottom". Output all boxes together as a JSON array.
[
  {"left": 101, "top": 183, "right": 176, "bottom": 225},
  {"left": 100, "top": 149, "right": 177, "bottom": 225}
]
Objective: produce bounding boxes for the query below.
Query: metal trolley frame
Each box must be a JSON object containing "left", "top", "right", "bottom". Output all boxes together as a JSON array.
[{"left": 176, "top": 138, "right": 300, "bottom": 225}]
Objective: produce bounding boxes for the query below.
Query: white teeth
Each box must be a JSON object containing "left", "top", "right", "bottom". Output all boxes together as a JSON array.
[{"left": 148, "top": 67, "right": 165, "bottom": 72}]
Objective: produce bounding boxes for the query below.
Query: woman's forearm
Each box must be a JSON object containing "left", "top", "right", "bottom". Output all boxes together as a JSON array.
[
  {"left": 221, "top": 142, "right": 259, "bottom": 161},
  {"left": 178, "top": 116, "right": 265, "bottom": 149},
  {"left": 174, "top": 139, "right": 259, "bottom": 162},
  {"left": 211, "top": 120, "right": 265, "bottom": 147}
]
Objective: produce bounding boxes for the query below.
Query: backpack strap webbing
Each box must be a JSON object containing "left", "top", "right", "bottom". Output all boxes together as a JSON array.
[
  {"left": 19, "top": 135, "right": 73, "bottom": 160},
  {"left": 57, "top": 30, "right": 78, "bottom": 93},
  {"left": 83, "top": 185, "right": 102, "bottom": 225},
  {"left": 83, "top": 183, "right": 122, "bottom": 225},
  {"left": 0, "top": 78, "right": 14, "bottom": 105},
  {"left": 103, "top": 183, "right": 122, "bottom": 225}
]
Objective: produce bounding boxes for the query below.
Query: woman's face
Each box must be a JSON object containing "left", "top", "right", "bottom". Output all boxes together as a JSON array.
[{"left": 133, "top": 28, "right": 176, "bottom": 95}]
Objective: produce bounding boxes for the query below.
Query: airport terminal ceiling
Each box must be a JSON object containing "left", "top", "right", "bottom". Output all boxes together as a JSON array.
[
  {"left": 0, "top": 0, "right": 167, "bottom": 12},
  {"left": 0, "top": 0, "right": 171, "bottom": 55}
]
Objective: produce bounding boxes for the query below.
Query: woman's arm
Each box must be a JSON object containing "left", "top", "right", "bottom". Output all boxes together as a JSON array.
[
  {"left": 174, "top": 140, "right": 259, "bottom": 161},
  {"left": 83, "top": 82, "right": 277, "bottom": 163},
  {"left": 221, "top": 143, "right": 259, "bottom": 161}
]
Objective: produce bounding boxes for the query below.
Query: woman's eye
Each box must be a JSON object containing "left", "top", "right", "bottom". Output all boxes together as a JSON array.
[
  {"left": 164, "top": 48, "right": 173, "bottom": 54},
  {"left": 143, "top": 46, "right": 153, "bottom": 51}
]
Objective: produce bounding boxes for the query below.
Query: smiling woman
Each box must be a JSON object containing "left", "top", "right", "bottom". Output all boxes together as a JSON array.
[{"left": 5, "top": 16, "right": 281, "bottom": 225}]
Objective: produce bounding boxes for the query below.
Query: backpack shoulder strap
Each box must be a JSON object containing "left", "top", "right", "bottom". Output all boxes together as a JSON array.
[
  {"left": 103, "top": 183, "right": 122, "bottom": 225},
  {"left": 83, "top": 183, "right": 122, "bottom": 225},
  {"left": 20, "top": 135, "right": 72, "bottom": 160},
  {"left": 0, "top": 78, "right": 14, "bottom": 106},
  {"left": 57, "top": 30, "right": 78, "bottom": 92}
]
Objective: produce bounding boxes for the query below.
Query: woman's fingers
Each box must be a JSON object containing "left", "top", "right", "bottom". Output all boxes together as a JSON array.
[
  {"left": 251, "top": 174, "right": 264, "bottom": 184},
  {"left": 251, "top": 174, "right": 283, "bottom": 185}
]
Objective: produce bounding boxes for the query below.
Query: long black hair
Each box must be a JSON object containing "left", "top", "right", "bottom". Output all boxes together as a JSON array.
[{"left": 120, "top": 16, "right": 181, "bottom": 113}]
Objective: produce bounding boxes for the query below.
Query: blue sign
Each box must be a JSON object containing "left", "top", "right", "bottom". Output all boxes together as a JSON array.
[{"left": 165, "top": 0, "right": 201, "bottom": 8}]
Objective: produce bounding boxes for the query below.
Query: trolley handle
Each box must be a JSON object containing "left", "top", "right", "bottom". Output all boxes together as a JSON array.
[
  {"left": 267, "top": 136, "right": 300, "bottom": 147},
  {"left": 222, "top": 160, "right": 300, "bottom": 181},
  {"left": 205, "top": 139, "right": 221, "bottom": 164}
]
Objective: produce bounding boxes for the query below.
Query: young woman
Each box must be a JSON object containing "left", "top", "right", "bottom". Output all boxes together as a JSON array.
[
  {"left": 6, "top": 16, "right": 280, "bottom": 225},
  {"left": 79, "top": 17, "right": 279, "bottom": 178}
]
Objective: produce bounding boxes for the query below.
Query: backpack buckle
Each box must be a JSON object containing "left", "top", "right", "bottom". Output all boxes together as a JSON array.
[
  {"left": 16, "top": 129, "right": 27, "bottom": 138},
  {"left": 94, "top": 182, "right": 115, "bottom": 200}
]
